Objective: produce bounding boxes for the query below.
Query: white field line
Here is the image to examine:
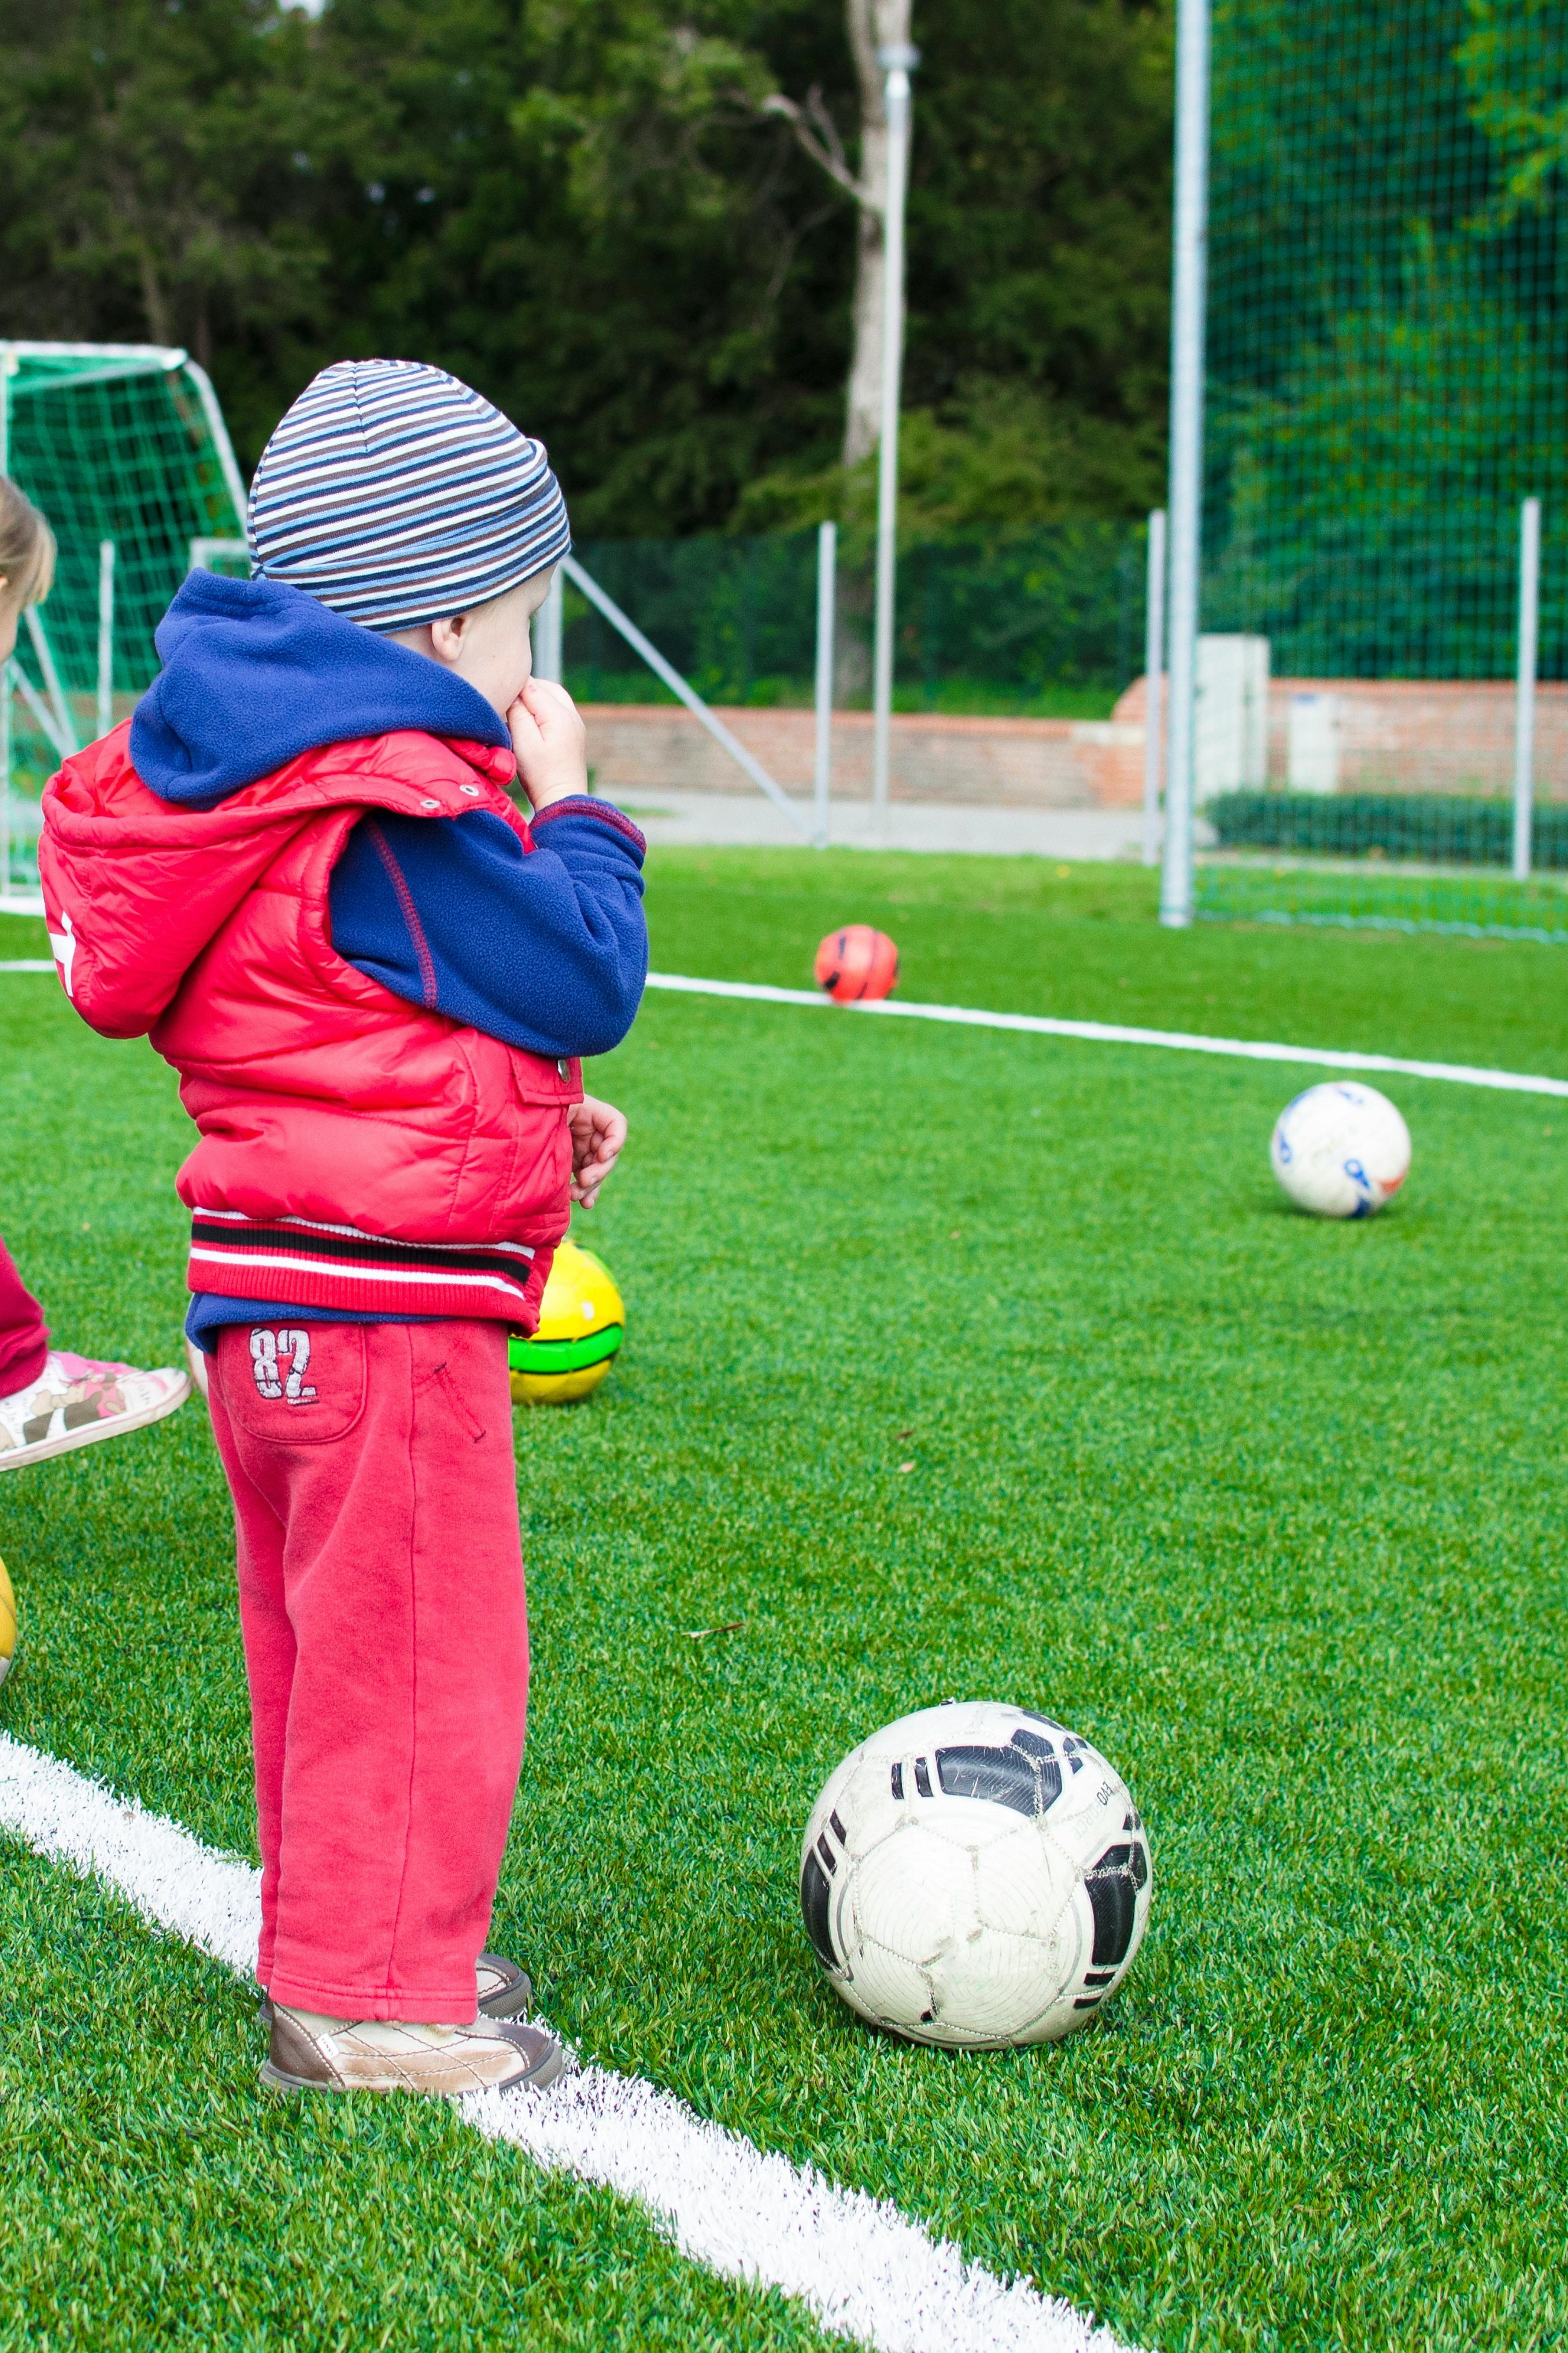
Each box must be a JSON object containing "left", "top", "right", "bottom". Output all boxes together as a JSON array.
[
  {"left": 4, "top": 955, "right": 1563, "bottom": 1101},
  {"left": 645, "top": 971, "right": 1568, "bottom": 1101},
  {"left": 0, "top": 961, "right": 56, "bottom": 973},
  {"left": 0, "top": 1730, "right": 1136, "bottom": 2353}
]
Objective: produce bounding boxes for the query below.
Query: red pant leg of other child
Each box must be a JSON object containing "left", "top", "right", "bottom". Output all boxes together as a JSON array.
[
  {"left": 206, "top": 1318, "right": 529, "bottom": 2023},
  {"left": 0, "top": 1235, "right": 50, "bottom": 1398}
]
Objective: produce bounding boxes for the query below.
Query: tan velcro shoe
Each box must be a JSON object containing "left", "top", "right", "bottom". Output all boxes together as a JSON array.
[
  {"left": 261, "top": 2005, "right": 566, "bottom": 2099},
  {"left": 474, "top": 1951, "right": 533, "bottom": 2017},
  {"left": 258, "top": 1951, "right": 532, "bottom": 2032}
]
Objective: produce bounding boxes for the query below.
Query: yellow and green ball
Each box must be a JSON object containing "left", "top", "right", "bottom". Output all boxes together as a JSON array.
[
  {"left": 0, "top": 1553, "right": 14, "bottom": 1690},
  {"left": 509, "top": 1239, "right": 624, "bottom": 1408}
]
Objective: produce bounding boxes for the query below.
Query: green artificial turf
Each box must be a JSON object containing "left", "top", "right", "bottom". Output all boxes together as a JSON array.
[
  {"left": 2, "top": 860, "right": 1567, "bottom": 2351},
  {"left": 642, "top": 847, "right": 1568, "bottom": 1078}
]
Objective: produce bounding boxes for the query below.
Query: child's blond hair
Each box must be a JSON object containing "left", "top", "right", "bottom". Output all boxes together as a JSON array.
[{"left": 0, "top": 477, "right": 57, "bottom": 614}]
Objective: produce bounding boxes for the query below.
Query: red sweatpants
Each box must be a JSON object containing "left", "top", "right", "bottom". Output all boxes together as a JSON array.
[
  {"left": 206, "top": 1318, "right": 528, "bottom": 2022},
  {"left": 0, "top": 1235, "right": 49, "bottom": 1397}
]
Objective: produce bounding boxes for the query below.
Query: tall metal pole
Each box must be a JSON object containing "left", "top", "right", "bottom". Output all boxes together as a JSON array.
[
  {"left": 871, "top": 41, "right": 918, "bottom": 829},
  {"left": 813, "top": 519, "right": 837, "bottom": 850},
  {"left": 97, "top": 540, "right": 116, "bottom": 739},
  {"left": 1159, "top": 0, "right": 1211, "bottom": 928},
  {"left": 1511, "top": 496, "right": 1541, "bottom": 883},
  {"left": 1141, "top": 508, "right": 1167, "bottom": 867}
]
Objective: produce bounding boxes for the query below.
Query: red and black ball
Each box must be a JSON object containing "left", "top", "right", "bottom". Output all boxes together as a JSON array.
[{"left": 814, "top": 925, "right": 900, "bottom": 1004}]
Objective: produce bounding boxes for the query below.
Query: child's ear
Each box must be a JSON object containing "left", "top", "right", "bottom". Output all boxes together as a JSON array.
[{"left": 427, "top": 614, "right": 469, "bottom": 664}]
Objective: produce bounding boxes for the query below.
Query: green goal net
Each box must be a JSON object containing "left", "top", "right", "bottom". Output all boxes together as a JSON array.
[
  {"left": 1193, "top": 0, "right": 1568, "bottom": 941},
  {"left": 0, "top": 342, "right": 247, "bottom": 901}
]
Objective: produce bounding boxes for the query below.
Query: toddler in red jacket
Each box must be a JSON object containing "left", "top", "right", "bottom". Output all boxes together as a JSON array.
[{"left": 42, "top": 361, "right": 649, "bottom": 2099}]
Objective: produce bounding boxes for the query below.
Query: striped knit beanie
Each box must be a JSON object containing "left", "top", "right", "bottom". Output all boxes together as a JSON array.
[{"left": 246, "top": 359, "right": 570, "bottom": 633}]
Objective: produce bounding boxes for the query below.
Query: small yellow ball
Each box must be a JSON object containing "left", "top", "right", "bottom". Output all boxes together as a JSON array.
[
  {"left": 509, "top": 1239, "right": 625, "bottom": 1409},
  {"left": 0, "top": 1553, "right": 15, "bottom": 1690}
]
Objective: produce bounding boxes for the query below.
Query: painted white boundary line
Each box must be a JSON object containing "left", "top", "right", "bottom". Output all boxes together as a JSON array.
[
  {"left": 0, "top": 1727, "right": 260, "bottom": 1969},
  {"left": 4, "top": 954, "right": 1563, "bottom": 1101},
  {"left": 646, "top": 972, "right": 1568, "bottom": 1101},
  {"left": 0, "top": 1730, "right": 1136, "bottom": 2353}
]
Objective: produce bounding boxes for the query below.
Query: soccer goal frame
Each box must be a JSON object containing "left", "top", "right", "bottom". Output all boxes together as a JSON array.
[{"left": 0, "top": 341, "right": 249, "bottom": 918}]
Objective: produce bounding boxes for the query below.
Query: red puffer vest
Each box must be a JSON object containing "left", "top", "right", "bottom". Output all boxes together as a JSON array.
[{"left": 39, "top": 723, "right": 578, "bottom": 1326}]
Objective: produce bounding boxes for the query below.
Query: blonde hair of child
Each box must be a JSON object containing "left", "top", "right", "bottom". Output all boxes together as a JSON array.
[{"left": 0, "top": 477, "right": 57, "bottom": 615}]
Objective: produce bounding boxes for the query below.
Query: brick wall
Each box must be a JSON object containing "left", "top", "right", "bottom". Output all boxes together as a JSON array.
[
  {"left": 1114, "top": 675, "right": 1568, "bottom": 798},
  {"left": 581, "top": 704, "right": 1145, "bottom": 809},
  {"left": 580, "top": 679, "right": 1566, "bottom": 811}
]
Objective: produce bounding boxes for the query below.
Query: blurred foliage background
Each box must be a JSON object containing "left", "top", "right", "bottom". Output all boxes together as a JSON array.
[{"left": 0, "top": 0, "right": 1175, "bottom": 536}]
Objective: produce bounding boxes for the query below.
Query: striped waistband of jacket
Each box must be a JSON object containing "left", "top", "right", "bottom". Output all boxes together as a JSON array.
[{"left": 187, "top": 1208, "right": 542, "bottom": 1323}]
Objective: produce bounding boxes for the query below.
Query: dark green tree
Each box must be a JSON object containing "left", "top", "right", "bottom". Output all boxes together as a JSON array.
[
  {"left": 0, "top": 0, "right": 1176, "bottom": 533},
  {"left": 0, "top": 0, "right": 331, "bottom": 371}
]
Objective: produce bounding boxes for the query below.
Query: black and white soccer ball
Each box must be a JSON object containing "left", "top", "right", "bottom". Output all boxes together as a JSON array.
[{"left": 800, "top": 1701, "right": 1152, "bottom": 2048}]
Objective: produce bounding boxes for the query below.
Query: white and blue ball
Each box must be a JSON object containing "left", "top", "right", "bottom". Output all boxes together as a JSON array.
[
  {"left": 1270, "top": 1081, "right": 1411, "bottom": 1219},
  {"left": 800, "top": 1701, "right": 1152, "bottom": 2048}
]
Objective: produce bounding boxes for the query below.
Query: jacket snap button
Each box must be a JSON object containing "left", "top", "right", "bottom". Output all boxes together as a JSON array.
[
  {"left": 556, "top": 1059, "right": 569, "bottom": 1078},
  {"left": 460, "top": 782, "right": 482, "bottom": 796},
  {"left": 419, "top": 797, "right": 441, "bottom": 810}
]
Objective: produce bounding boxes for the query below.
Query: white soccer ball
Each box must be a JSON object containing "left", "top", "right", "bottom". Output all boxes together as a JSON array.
[
  {"left": 800, "top": 1701, "right": 1152, "bottom": 2048},
  {"left": 1269, "top": 1080, "right": 1411, "bottom": 1218}
]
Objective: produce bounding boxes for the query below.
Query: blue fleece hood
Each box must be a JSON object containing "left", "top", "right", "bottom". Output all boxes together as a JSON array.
[{"left": 130, "top": 571, "right": 509, "bottom": 806}]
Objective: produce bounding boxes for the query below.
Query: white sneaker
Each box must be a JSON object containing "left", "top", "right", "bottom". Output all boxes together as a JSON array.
[{"left": 0, "top": 1351, "right": 190, "bottom": 1471}]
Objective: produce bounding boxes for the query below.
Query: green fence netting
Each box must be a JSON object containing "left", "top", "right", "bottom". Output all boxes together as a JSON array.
[
  {"left": 561, "top": 524, "right": 1148, "bottom": 720},
  {"left": 1193, "top": 0, "right": 1568, "bottom": 940},
  {"left": 1, "top": 342, "right": 246, "bottom": 890}
]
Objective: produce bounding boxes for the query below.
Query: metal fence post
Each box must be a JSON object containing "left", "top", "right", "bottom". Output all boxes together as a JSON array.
[
  {"left": 97, "top": 540, "right": 116, "bottom": 740},
  {"left": 1159, "top": 0, "right": 1210, "bottom": 928},
  {"left": 1512, "top": 496, "right": 1541, "bottom": 883},
  {"left": 813, "top": 519, "right": 836, "bottom": 850},
  {"left": 1142, "top": 508, "right": 1167, "bottom": 867},
  {"left": 534, "top": 566, "right": 565, "bottom": 686}
]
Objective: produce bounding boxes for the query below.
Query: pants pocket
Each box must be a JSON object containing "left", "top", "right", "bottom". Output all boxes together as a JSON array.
[
  {"left": 429, "top": 1360, "right": 489, "bottom": 1446},
  {"left": 221, "top": 1323, "right": 368, "bottom": 1444}
]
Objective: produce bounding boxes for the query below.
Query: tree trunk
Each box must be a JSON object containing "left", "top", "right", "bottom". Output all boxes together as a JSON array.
[
  {"left": 768, "top": 0, "right": 912, "bottom": 471},
  {"left": 135, "top": 241, "right": 175, "bottom": 349},
  {"left": 842, "top": 0, "right": 911, "bottom": 469},
  {"left": 842, "top": 1, "right": 884, "bottom": 467}
]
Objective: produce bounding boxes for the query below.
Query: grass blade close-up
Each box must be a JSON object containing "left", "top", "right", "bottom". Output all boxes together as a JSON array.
[{"left": 3, "top": 852, "right": 1566, "bottom": 2351}]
